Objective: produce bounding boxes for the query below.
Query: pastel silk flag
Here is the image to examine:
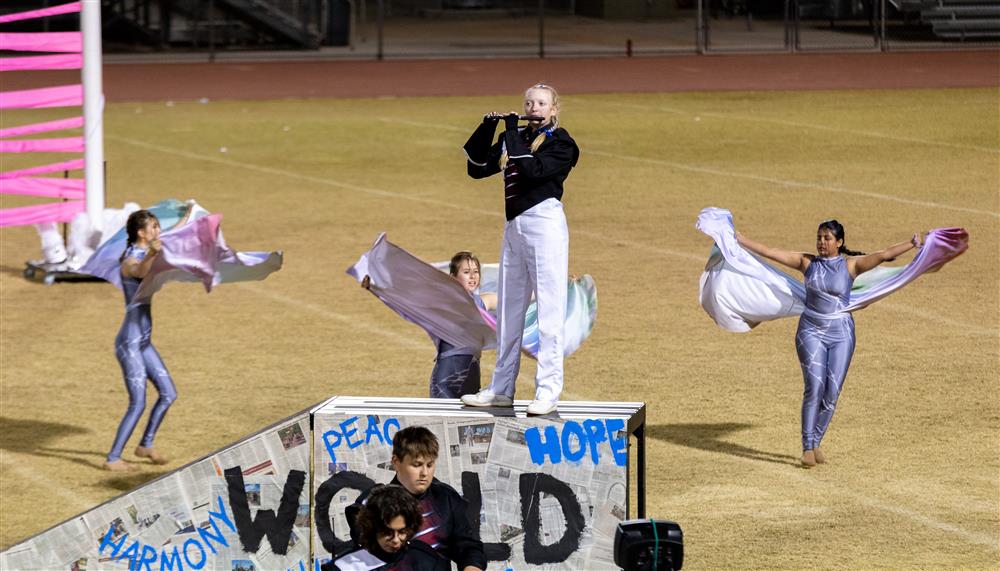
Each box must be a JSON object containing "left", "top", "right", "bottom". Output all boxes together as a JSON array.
[
  {"left": 457, "top": 262, "right": 598, "bottom": 358},
  {"left": 349, "top": 234, "right": 599, "bottom": 358},
  {"left": 347, "top": 233, "right": 498, "bottom": 352},
  {"left": 77, "top": 199, "right": 283, "bottom": 303},
  {"left": 521, "top": 272, "right": 598, "bottom": 359},
  {"left": 696, "top": 207, "right": 969, "bottom": 333}
]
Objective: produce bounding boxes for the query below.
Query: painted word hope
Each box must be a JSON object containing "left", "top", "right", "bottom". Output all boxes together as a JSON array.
[
  {"left": 525, "top": 418, "right": 628, "bottom": 466},
  {"left": 322, "top": 415, "right": 400, "bottom": 464}
]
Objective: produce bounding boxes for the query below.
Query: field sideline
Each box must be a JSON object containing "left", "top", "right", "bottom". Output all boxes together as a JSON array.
[{"left": 1, "top": 86, "right": 998, "bottom": 569}]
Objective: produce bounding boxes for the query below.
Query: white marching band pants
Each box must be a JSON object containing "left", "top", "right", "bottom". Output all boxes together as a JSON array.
[{"left": 489, "top": 198, "right": 569, "bottom": 402}]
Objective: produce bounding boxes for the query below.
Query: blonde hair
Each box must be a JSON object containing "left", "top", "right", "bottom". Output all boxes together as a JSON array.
[{"left": 500, "top": 83, "right": 560, "bottom": 170}]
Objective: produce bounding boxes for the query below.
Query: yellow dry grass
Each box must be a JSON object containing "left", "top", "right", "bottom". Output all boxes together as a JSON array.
[{"left": 1, "top": 87, "right": 998, "bottom": 569}]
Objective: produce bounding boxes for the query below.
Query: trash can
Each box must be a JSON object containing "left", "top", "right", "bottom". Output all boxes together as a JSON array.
[{"left": 326, "top": 0, "right": 350, "bottom": 46}]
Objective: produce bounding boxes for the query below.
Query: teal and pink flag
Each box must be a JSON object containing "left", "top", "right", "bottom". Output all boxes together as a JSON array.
[
  {"left": 77, "top": 200, "right": 283, "bottom": 302},
  {"left": 347, "top": 233, "right": 598, "bottom": 359}
]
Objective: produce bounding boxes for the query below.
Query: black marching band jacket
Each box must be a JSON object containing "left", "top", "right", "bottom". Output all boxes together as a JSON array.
[
  {"left": 344, "top": 478, "right": 486, "bottom": 571},
  {"left": 464, "top": 116, "right": 580, "bottom": 221},
  {"left": 323, "top": 540, "right": 449, "bottom": 571}
]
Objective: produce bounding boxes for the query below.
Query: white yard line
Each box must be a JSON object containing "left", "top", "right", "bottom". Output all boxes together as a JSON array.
[
  {"left": 107, "top": 135, "right": 498, "bottom": 219},
  {"left": 376, "top": 115, "right": 1000, "bottom": 218},
  {"left": 17, "top": 121, "right": 985, "bottom": 557},
  {"left": 111, "top": 134, "right": 995, "bottom": 335},
  {"left": 237, "top": 284, "right": 428, "bottom": 351},
  {"left": 852, "top": 494, "right": 1000, "bottom": 550},
  {"left": 0, "top": 452, "right": 97, "bottom": 513},
  {"left": 588, "top": 148, "right": 1000, "bottom": 219},
  {"left": 573, "top": 98, "right": 1000, "bottom": 155},
  {"left": 872, "top": 301, "right": 998, "bottom": 336}
]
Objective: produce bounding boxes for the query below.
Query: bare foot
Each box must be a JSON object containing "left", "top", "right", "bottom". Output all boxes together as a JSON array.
[
  {"left": 102, "top": 460, "right": 139, "bottom": 472},
  {"left": 135, "top": 446, "right": 169, "bottom": 465},
  {"left": 800, "top": 449, "right": 817, "bottom": 469},
  {"left": 814, "top": 447, "right": 827, "bottom": 464}
]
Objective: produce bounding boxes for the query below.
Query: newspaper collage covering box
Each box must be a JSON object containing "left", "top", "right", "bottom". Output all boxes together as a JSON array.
[
  {"left": 0, "top": 413, "right": 313, "bottom": 571},
  {"left": 312, "top": 397, "right": 645, "bottom": 570},
  {"left": 1, "top": 397, "right": 644, "bottom": 571}
]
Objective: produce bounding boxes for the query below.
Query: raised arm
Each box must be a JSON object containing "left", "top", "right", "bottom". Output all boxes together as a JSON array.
[
  {"left": 849, "top": 233, "right": 922, "bottom": 277},
  {"left": 736, "top": 232, "right": 810, "bottom": 273},
  {"left": 478, "top": 292, "right": 497, "bottom": 312},
  {"left": 464, "top": 115, "right": 503, "bottom": 180},
  {"left": 121, "top": 240, "right": 161, "bottom": 279}
]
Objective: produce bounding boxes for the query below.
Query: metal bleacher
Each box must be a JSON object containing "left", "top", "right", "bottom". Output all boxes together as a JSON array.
[
  {"left": 894, "top": 0, "right": 1000, "bottom": 40},
  {"left": 102, "top": 0, "right": 321, "bottom": 49}
]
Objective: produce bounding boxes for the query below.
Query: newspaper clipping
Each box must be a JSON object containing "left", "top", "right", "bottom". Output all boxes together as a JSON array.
[
  {"left": 1, "top": 414, "right": 312, "bottom": 571},
  {"left": 313, "top": 412, "right": 629, "bottom": 570}
]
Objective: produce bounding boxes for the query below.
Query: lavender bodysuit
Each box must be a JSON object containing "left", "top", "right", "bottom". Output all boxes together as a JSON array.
[
  {"left": 107, "top": 247, "right": 177, "bottom": 462},
  {"left": 796, "top": 255, "right": 855, "bottom": 451}
]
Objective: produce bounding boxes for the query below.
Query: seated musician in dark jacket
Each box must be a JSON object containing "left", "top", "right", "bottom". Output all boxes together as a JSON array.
[
  {"left": 347, "top": 426, "right": 486, "bottom": 571},
  {"left": 325, "top": 484, "right": 449, "bottom": 571}
]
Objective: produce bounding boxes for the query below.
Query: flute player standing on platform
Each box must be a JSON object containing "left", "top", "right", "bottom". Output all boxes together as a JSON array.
[{"left": 460, "top": 83, "right": 580, "bottom": 416}]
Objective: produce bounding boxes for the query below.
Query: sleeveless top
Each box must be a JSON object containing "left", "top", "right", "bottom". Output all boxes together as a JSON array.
[
  {"left": 803, "top": 256, "right": 853, "bottom": 319},
  {"left": 116, "top": 246, "right": 155, "bottom": 348},
  {"left": 121, "top": 246, "right": 150, "bottom": 309}
]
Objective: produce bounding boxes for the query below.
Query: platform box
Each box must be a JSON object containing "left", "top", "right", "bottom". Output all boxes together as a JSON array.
[{"left": 311, "top": 397, "right": 646, "bottom": 570}]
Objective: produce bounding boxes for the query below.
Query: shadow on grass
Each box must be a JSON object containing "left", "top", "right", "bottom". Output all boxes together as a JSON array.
[
  {"left": 2, "top": 417, "right": 177, "bottom": 489},
  {"left": 0, "top": 264, "right": 29, "bottom": 279},
  {"left": 647, "top": 423, "right": 799, "bottom": 466},
  {"left": 102, "top": 472, "right": 166, "bottom": 492},
  {"left": 0, "top": 416, "right": 102, "bottom": 469}
]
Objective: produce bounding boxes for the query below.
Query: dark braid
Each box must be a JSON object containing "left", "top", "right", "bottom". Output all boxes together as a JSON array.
[
  {"left": 818, "top": 219, "right": 866, "bottom": 256},
  {"left": 119, "top": 210, "right": 158, "bottom": 262}
]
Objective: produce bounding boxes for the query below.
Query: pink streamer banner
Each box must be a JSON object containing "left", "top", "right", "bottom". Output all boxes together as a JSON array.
[
  {"left": 0, "top": 84, "right": 82, "bottom": 109},
  {"left": 0, "top": 32, "right": 82, "bottom": 53},
  {"left": 1, "top": 177, "right": 84, "bottom": 199},
  {"left": 0, "top": 158, "right": 85, "bottom": 180},
  {"left": 0, "top": 116, "right": 83, "bottom": 139},
  {"left": 0, "top": 137, "right": 84, "bottom": 153},
  {"left": 0, "top": 199, "right": 84, "bottom": 228},
  {"left": 0, "top": 54, "right": 82, "bottom": 72},
  {"left": 0, "top": 2, "right": 80, "bottom": 24}
]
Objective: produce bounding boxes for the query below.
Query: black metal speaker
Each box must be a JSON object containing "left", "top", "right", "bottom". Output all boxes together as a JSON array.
[{"left": 613, "top": 519, "right": 684, "bottom": 571}]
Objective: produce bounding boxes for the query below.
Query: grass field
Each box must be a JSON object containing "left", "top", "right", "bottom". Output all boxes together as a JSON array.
[{"left": 1, "top": 87, "right": 998, "bottom": 569}]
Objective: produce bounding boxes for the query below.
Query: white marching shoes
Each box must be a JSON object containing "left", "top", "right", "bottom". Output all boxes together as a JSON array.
[
  {"left": 460, "top": 389, "right": 559, "bottom": 415},
  {"left": 461, "top": 389, "right": 513, "bottom": 408},
  {"left": 526, "top": 399, "right": 557, "bottom": 416}
]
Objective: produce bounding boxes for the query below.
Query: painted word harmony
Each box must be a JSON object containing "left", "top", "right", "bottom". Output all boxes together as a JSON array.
[{"left": 98, "top": 495, "right": 234, "bottom": 571}]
